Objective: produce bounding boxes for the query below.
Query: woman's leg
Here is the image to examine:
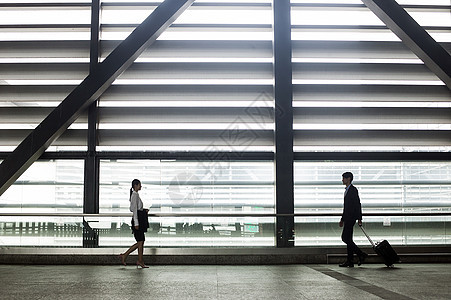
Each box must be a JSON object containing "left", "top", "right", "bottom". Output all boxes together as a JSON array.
[
  {"left": 136, "top": 241, "right": 148, "bottom": 268},
  {"left": 137, "top": 241, "right": 144, "bottom": 263},
  {"left": 121, "top": 242, "right": 138, "bottom": 263}
]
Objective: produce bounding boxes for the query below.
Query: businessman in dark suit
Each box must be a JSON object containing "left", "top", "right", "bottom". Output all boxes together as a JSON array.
[{"left": 339, "top": 172, "right": 368, "bottom": 267}]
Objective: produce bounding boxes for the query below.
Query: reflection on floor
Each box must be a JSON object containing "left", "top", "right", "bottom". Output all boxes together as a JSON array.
[{"left": 0, "top": 263, "right": 450, "bottom": 299}]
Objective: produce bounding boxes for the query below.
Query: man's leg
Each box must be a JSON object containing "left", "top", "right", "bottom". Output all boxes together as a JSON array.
[
  {"left": 342, "top": 221, "right": 368, "bottom": 266},
  {"left": 342, "top": 220, "right": 356, "bottom": 262},
  {"left": 352, "top": 230, "right": 368, "bottom": 265}
]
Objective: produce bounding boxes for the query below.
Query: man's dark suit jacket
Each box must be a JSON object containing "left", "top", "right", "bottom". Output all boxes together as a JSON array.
[{"left": 341, "top": 184, "right": 362, "bottom": 222}]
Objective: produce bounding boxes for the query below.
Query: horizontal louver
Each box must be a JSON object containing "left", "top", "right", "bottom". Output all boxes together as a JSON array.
[
  {"left": 98, "top": 1, "right": 274, "bottom": 151},
  {"left": 290, "top": 1, "right": 451, "bottom": 151},
  {"left": 0, "top": 2, "right": 90, "bottom": 151},
  {"left": 0, "top": 1, "right": 450, "bottom": 151}
]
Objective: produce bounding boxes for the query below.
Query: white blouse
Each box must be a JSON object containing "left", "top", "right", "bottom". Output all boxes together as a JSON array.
[{"left": 129, "top": 190, "right": 143, "bottom": 226}]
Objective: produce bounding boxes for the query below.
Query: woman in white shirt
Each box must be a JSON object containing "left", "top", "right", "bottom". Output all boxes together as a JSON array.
[{"left": 119, "top": 179, "right": 149, "bottom": 268}]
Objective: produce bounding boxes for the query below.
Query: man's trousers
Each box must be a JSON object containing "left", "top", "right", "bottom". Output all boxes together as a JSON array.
[{"left": 341, "top": 220, "right": 364, "bottom": 262}]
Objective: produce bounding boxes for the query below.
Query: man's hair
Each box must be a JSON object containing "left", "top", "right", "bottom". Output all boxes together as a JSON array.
[{"left": 342, "top": 172, "right": 353, "bottom": 182}]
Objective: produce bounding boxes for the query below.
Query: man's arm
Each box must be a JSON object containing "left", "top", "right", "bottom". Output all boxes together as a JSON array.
[{"left": 352, "top": 186, "right": 363, "bottom": 226}]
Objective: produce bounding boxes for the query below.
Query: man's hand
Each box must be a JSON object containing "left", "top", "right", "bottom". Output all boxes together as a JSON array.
[
  {"left": 339, "top": 221, "right": 343, "bottom": 227},
  {"left": 358, "top": 220, "right": 362, "bottom": 227},
  {"left": 135, "top": 226, "right": 139, "bottom": 230}
]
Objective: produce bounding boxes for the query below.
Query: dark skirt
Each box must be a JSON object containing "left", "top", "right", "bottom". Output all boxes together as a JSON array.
[{"left": 131, "top": 210, "right": 149, "bottom": 242}]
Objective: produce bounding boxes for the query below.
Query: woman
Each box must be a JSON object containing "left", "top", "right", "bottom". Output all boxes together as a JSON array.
[{"left": 119, "top": 179, "right": 149, "bottom": 268}]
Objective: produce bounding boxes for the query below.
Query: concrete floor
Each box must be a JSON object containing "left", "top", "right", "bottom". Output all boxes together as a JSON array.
[{"left": 0, "top": 264, "right": 449, "bottom": 300}]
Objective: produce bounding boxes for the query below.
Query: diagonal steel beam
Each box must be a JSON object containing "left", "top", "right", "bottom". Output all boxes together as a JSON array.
[
  {"left": 0, "top": 0, "right": 195, "bottom": 196},
  {"left": 362, "top": 0, "right": 451, "bottom": 89}
]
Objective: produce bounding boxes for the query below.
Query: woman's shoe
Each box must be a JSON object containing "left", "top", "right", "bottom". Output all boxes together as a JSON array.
[
  {"left": 119, "top": 254, "right": 126, "bottom": 266},
  {"left": 136, "top": 261, "right": 149, "bottom": 269}
]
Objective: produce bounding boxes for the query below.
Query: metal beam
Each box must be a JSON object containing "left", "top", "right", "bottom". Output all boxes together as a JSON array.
[
  {"left": 2, "top": 151, "right": 450, "bottom": 162},
  {"left": 0, "top": 0, "right": 195, "bottom": 196},
  {"left": 273, "top": 0, "right": 294, "bottom": 247},
  {"left": 362, "top": 0, "right": 451, "bottom": 89},
  {"left": 89, "top": 0, "right": 101, "bottom": 76},
  {"left": 4, "top": 151, "right": 451, "bottom": 162},
  {"left": 84, "top": 0, "right": 101, "bottom": 217}
]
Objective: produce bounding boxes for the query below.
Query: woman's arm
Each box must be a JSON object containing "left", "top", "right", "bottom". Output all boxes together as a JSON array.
[{"left": 130, "top": 193, "right": 139, "bottom": 227}]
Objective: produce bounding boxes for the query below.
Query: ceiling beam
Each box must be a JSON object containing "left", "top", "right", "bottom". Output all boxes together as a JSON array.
[
  {"left": 362, "top": 0, "right": 451, "bottom": 89},
  {"left": 0, "top": 0, "right": 195, "bottom": 196}
]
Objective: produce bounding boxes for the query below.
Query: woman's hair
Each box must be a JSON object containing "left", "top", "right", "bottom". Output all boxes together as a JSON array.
[{"left": 130, "top": 179, "right": 141, "bottom": 199}]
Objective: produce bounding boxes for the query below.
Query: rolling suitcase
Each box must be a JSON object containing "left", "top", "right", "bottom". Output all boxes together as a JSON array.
[{"left": 360, "top": 226, "right": 400, "bottom": 267}]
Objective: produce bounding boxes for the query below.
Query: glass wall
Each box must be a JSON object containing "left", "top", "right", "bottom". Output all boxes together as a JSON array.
[
  {"left": 97, "top": 160, "right": 275, "bottom": 247},
  {"left": 0, "top": 160, "right": 84, "bottom": 213},
  {"left": 294, "top": 161, "right": 451, "bottom": 246},
  {"left": 0, "top": 216, "right": 83, "bottom": 247},
  {"left": 0, "top": 160, "right": 84, "bottom": 247},
  {"left": 1, "top": 160, "right": 450, "bottom": 248},
  {"left": 0, "top": 1, "right": 450, "bottom": 249},
  {"left": 294, "top": 215, "right": 450, "bottom": 246}
]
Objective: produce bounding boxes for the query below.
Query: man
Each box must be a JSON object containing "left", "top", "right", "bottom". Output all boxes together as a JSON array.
[{"left": 339, "top": 172, "right": 368, "bottom": 267}]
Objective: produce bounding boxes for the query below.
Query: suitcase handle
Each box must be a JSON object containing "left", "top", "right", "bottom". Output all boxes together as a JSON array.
[{"left": 360, "top": 225, "right": 376, "bottom": 248}]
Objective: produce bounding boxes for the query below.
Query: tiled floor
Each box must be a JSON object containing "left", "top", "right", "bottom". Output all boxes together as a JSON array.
[{"left": 0, "top": 264, "right": 450, "bottom": 299}]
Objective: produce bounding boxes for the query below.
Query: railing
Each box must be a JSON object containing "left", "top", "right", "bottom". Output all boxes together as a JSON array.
[
  {"left": 1, "top": 212, "right": 450, "bottom": 217},
  {"left": 1, "top": 212, "right": 450, "bottom": 248}
]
